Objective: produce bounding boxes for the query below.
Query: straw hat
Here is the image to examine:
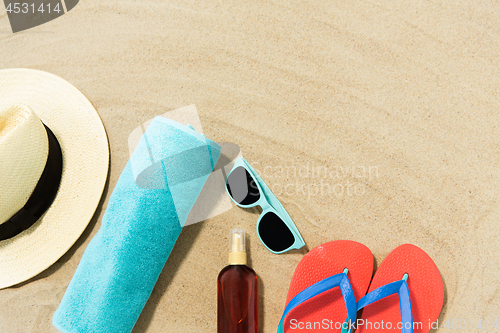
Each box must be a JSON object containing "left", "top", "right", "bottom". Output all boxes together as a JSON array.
[{"left": 0, "top": 69, "right": 109, "bottom": 289}]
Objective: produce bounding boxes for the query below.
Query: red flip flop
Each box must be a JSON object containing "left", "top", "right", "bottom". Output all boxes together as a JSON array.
[
  {"left": 356, "top": 244, "right": 444, "bottom": 333},
  {"left": 278, "top": 240, "right": 374, "bottom": 333}
]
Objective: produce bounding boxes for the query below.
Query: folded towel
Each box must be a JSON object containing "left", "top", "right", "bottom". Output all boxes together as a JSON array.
[{"left": 53, "top": 117, "right": 221, "bottom": 333}]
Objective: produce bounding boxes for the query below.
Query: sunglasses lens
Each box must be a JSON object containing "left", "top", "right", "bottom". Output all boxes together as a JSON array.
[
  {"left": 258, "top": 212, "right": 295, "bottom": 252},
  {"left": 226, "top": 166, "right": 260, "bottom": 205}
]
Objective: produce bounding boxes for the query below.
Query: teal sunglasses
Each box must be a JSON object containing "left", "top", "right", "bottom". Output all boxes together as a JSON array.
[{"left": 225, "top": 157, "right": 305, "bottom": 254}]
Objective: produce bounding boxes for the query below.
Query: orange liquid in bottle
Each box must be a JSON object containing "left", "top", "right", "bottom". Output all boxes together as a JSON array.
[{"left": 217, "top": 229, "right": 258, "bottom": 333}]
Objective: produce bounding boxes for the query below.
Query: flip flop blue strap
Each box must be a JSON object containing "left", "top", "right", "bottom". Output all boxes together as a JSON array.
[
  {"left": 356, "top": 277, "right": 413, "bottom": 333},
  {"left": 277, "top": 271, "right": 357, "bottom": 333}
]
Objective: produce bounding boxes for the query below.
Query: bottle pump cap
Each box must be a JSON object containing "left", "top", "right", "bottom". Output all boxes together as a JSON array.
[{"left": 228, "top": 229, "right": 247, "bottom": 265}]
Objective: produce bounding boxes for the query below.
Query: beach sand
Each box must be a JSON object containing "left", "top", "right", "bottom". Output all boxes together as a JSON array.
[{"left": 1, "top": 0, "right": 499, "bottom": 332}]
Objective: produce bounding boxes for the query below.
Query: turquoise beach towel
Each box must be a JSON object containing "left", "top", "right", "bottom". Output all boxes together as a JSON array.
[{"left": 53, "top": 117, "right": 221, "bottom": 333}]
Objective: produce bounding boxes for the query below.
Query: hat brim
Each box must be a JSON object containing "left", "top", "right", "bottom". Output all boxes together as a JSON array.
[{"left": 0, "top": 69, "right": 109, "bottom": 289}]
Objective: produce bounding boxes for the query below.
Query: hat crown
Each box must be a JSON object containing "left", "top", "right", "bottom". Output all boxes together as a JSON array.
[{"left": 0, "top": 105, "right": 49, "bottom": 224}]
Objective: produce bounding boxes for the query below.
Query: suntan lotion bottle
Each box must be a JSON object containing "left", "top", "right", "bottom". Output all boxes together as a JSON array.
[{"left": 217, "top": 229, "right": 258, "bottom": 333}]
